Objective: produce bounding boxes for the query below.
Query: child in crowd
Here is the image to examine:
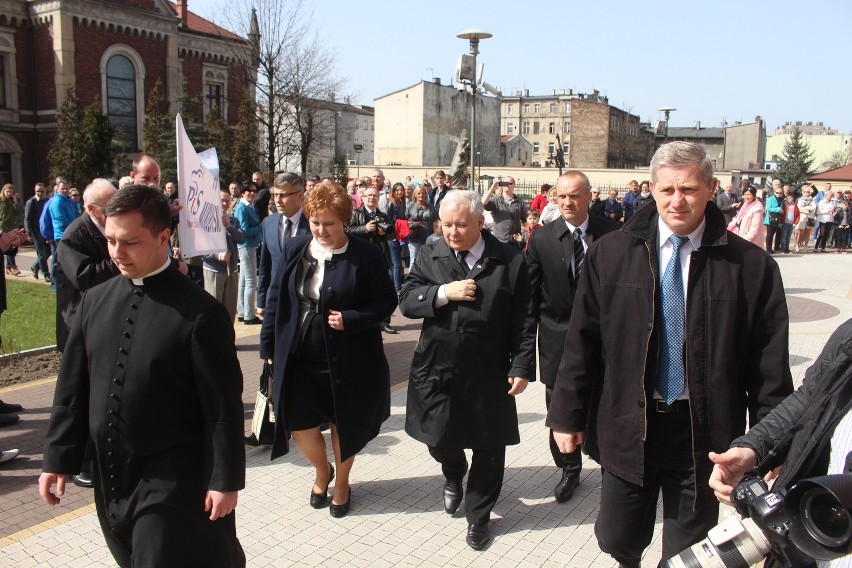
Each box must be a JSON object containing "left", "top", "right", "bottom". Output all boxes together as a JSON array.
[
  {"left": 426, "top": 218, "right": 442, "bottom": 245},
  {"left": 518, "top": 210, "right": 542, "bottom": 250}
]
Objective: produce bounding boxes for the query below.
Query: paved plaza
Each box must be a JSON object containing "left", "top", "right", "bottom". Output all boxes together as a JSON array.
[{"left": 0, "top": 250, "right": 850, "bottom": 567}]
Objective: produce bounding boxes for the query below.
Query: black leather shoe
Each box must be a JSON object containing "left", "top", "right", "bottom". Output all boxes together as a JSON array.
[
  {"left": 244, "top": 434, "right": 260, "bottom": 447},
  {"left": 0, "top": 413, "right": 19, "bottom": 427},
  {"left": 329, "top": 488, "right": 350, "bottom": 518},
  {"left": 443, "top": 480, "right": 463, "bottom": 514},
  {"left": 0, "top": 401, "right": 23, "bottom": 414},
  {"left": 466, "top": 524, "right": 489, "bottom": 550},
  {"left": 310, "top": 463, "right": 335, "bottom": 509},
  {"left": 73, "top": 472, "right": 94, "bottom": 488},
  {"left": 381, "top": 325, "right": 398, "bottom": 334},
  {"left": 244, "top": 318, "right": 262, "bottom": 325},
  {"left": 237, "top": 317, "right": 244, "bottom": 322},
  {"left": 554, "top": 470, "right": 579, "bottom": 503}
]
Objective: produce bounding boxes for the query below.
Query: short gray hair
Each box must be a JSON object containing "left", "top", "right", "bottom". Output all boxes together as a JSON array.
[
  {"left": 118, "top": 176, "right": 133, "bottom": 189},
  {"left": 439, "top": 190, "right": 484, "bottom": 219},
  {"left": 650, "top": 141, "right": 714, "bottom": 186},
  {"left": 273, "top": 171, "right": 305, "bottom": 190},
  {"left": 83, "top": 178, "right": 116, "bottom": 207}
]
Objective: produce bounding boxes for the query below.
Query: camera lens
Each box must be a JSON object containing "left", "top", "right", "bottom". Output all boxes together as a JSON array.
[{"left": 801, "top": 488, "right": 852, "bottom": 547}]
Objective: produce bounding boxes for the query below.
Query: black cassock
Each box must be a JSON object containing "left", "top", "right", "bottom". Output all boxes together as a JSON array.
[{"left": 43, "top": 264, "right": 246, "bottom": 568}]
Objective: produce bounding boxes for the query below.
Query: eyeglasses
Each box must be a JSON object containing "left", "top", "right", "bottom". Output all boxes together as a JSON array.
[
  {"left": 243, "top": 189, "right": 257, "bottom": 194},
  {"left": 273, "top": 190, "right": 302, "bottom": 199},
  {"left": 363, "top": 193, "right": 379, "bottom": 199}
]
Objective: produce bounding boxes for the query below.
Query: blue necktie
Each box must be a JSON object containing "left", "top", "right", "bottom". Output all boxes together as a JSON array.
[{"left": 657, "top": 235, "right": 688, "bottom": 404}]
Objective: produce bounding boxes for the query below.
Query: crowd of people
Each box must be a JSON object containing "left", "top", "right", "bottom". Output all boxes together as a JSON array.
[{"left": 0, "top": 142, "right": 844, "bottom": 566}]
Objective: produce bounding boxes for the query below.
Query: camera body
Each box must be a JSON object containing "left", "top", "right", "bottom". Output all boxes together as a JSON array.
[{"left": 664, "top": 473, "right": 852, "bottom": 567}]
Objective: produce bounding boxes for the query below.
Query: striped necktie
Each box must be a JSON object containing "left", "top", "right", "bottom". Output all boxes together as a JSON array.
[{"left": 572, "top": 228, "right": 584, "bottom": 285}]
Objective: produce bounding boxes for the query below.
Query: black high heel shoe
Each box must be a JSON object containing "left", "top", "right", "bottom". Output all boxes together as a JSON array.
[
  {"left": 309, "top": 462, "right": 335, "bottom": 509},
  {"left": 329, "top": 488, "right": 351, "bottom": 518}
]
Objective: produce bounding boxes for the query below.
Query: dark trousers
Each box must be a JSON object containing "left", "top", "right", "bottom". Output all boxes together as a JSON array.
[
  {"left": 428, "top": 445, "right": 505, "bottom": 527},
  {"left": 95, "top": 489, "right": 245, "bottom": 568},
  {"left": 31, "top": 234, "right": 49, "bottom": 278},
  {"left": 816, "top": 222, "right": 834, "bottom": 250},
  {"left": 594, "top": 410, "right": 718, "bottom": 566},
  {"left": 545, "top": 386, "right": 582, "bottom": 477},
  {"left": 765, "top": 223, "right": 782, "bottom": 252}
]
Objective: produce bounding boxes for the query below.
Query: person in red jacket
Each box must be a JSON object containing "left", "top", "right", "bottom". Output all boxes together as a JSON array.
[{"left": 529, "top": 183, "right": 552, "bottom": 213}]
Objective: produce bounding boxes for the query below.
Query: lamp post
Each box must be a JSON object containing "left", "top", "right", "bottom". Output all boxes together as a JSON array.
[
  {"left": 457, "top": 28, "right": 492, "bottom": 193},
  {"left": 658, "top": 106, "right": 676, "bottom": 144}
]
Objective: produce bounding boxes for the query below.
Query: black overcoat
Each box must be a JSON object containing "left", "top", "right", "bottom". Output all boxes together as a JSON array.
[
  {"left": 43, "top": 265, "right": 245, "bottom": 563},
  {"left": 55, "top": 213, "right": 119, "bottom": 351},
  {"left": 259, "top": 235, "right": 397, "bottom": 461},
  {"left": 399, "top": 231, "right": 536, "bottom": 449},
  {"left": 545, "top": 202, "right": 793, "bottom": 509},
  {"left": 526, "top": 215, "right": 620, "bottom": 387}
]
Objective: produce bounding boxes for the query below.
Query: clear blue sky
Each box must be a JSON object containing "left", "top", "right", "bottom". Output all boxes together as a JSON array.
[{"left": 190, "top": 0, "right": 852, "bottom": 134}]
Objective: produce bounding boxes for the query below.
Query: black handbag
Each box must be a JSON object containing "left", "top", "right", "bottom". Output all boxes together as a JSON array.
[
  {"left": 769, "top": 211, "right": 783, "bottom": 225},
  {"left": 250, "top": 361, "right": 276, "bottom": 445}
]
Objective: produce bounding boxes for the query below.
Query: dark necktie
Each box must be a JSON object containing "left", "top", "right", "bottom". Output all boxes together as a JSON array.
[
  {"left": 572, "top": 228, "right": 584, "bottom": 285},
  {"left": 456, "top": 250, "right": 469, "bottom": 273},
  {"left": 657, "top": 235, "right": 689, "bottom": 404},
  {"left": 281, "top": 218, "right": 292, "bottom": 249}
]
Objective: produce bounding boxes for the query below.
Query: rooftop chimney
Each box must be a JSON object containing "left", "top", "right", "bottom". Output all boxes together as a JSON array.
[{"left": 176, "top": 0, "right": 188, "bottom": 28}]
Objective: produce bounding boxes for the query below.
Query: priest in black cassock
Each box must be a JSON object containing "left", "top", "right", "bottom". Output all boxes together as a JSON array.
[{"left": 39, "top": 184, "right": 246, "bottom": 568}]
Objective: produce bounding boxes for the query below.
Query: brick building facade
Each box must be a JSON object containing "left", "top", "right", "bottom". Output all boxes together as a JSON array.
[
  {"left": 0, "top": 0, "right": 253, "bottom": 201},
  {"left": 499, "top": 89, "right": 654, "bottom": 170}
]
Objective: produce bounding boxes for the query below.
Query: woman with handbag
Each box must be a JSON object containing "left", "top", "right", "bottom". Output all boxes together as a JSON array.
[
  {"left": 0, "top": 184, "right": 23, "bottom": 276},
  {"left": 727, "top": 186, "right": 765, "bottom": 247},
  {"left": 762, "top": 182, "right": 784, "bottom": 253},
  {"left": 259, "top": 182, "right": 397, "bottom": 518}
]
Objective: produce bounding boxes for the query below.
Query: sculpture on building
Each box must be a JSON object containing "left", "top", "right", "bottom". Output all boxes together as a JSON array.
[{"left": 449, "top": 131, "right": 470, "bottom": 189}]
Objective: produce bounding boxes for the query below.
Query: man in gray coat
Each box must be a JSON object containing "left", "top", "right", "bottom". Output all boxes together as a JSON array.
[{"left": 400, "top": 189, "right": 536, "bottom": 551}]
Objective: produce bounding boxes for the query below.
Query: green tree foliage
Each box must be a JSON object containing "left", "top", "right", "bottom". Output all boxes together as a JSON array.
[
  {"left": 330, "top": 148, "right": 348, "bottom": 183},
  {"left": 776, "top": 126, "right": 815, "bottom": 186},
  {"left": 143, "top": 79, "right": 171, "bottom": 160},
  {"left": 79, "top": 98, "right": 115, "bottom": 182},
  {"left": 229, "top": 90, "right": 260, "bottom": 184},
  {"left": 48, "top": 85, "right": 85, "bottom": 187},
  {"left": 203, "top": 105, "right": 230, "bottom": 183}
]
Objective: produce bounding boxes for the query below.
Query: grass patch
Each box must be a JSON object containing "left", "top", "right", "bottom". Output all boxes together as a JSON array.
[{"left": 0, "top": 279, "right": 55, "bottom": 353}]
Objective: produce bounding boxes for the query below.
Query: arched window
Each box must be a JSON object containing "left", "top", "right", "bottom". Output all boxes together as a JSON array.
[
  {"left": 100, "top": 45, "right": 145, "bottom": 151},
  {"left": 106, "top": 55, "right": 137, "bottom": 149}
]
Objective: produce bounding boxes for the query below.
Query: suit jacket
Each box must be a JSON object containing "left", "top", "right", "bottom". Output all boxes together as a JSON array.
[
  {"left": 54, "top": 214, "right": 119, "bottom": 351},
  {"left": 24, "top": 196, "right": 46, "bottom": 237},
  {"left": 43, "top": 265, "right": 245, "bottom": 536},
  {"left": 258, "top": 212, "right": 309, "bottom": 309},
  {"left": 526, "top": 215, "right": 620, "bottom": 387}
]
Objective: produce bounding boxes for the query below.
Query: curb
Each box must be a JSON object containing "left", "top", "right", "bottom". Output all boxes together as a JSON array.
[{"left": 0, "top": 344, "right": 57, "bottom": 361}]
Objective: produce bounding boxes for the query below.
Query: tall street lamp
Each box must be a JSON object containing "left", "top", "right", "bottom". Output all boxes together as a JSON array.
[
  {"left": 658, "top": 106, "right": 676, "bottom": 144},
  {"left": 457, "top": 28, "right": 492, "bottom": 193}
]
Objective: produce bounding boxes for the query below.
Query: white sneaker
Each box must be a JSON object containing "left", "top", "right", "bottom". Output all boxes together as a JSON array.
[{"left": 0, "top": 449, "right": 20, "bottom": 464}]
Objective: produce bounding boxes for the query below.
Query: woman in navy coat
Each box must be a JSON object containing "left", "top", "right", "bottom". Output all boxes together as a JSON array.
[{"left": 259, "top": 182, "right": 397, "bottom": 517}]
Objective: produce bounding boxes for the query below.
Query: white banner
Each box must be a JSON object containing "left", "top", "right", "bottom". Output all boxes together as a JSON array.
[{"left": 175, "top": 113, "right": 226, "bottom": 258}]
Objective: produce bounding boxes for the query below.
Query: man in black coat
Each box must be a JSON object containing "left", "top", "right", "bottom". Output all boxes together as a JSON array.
[
  {"left": 547, "top": 142, "right": 793, "bottom": 566},
  {"left": 526, "top": 171, "right": 619, "bottom": 504},
  {"left": 347, "top": 181, "right": 397, "bottom": 334},
  {"left": 257, "top": 172, "right": 309, "bottom": 313},
  {"left": 708, "top": 318, "right": 852, "bottom": 568},
  {"left": 39, "top": 185, "right": 246, "bottom": 568},
  {"left": 55, "top": 179, "right": 118, "bottom": 352},
  {"left": 400, "top": 189, "right": 536, "bottom": 551}
]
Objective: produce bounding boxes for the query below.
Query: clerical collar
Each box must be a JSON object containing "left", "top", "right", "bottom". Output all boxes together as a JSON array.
[{"left": 131, "top": 258, "right": 171, "bottom": 286}]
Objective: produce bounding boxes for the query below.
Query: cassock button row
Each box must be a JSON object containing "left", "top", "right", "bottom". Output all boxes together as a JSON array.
[
  {"left": 418, "top": 294, "right": 425, "bottom": 301},
  {"left": 123, "top": 332, "right": 131, "bottom": 338},
  {"left": 116, "top": 362, "right": 124, "bottom": 368},
  {"left": 458, "top": 328, "right": 464, "bottom": 334},
  {"left": 107, "top": 437, "right": 113, "bottom": 443},
  {"left": 118, "top": 348, "right": 127, "bottom": 354},
  {"left": 130, "top": 304, "right": 138, "bottom": 309},
  {"left": 113, "top": 378, "right": 120, "bottom": 384},
  {"left": 110, "top": 393, "right": 118, "bottom": 399},
  {"left": 125, "top": 318, "right": 133, "bottom": 324}
]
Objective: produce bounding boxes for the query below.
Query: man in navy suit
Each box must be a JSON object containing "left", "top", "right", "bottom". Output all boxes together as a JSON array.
[{"left": 257, "top": 172, "right": 309, "bottom": 314}]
